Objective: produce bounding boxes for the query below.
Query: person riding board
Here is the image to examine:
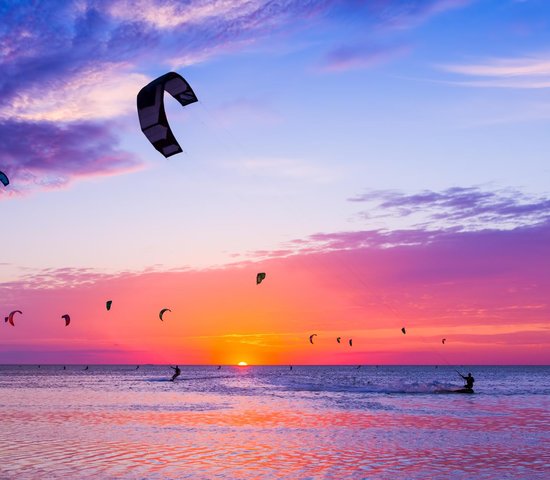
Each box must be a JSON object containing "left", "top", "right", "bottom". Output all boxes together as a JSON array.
[
  {"left": 459, "top": 372, "right": 475, "bottom": 390},
  {"left": 170, "top": 365, "right": 181, "bottom": 382}
]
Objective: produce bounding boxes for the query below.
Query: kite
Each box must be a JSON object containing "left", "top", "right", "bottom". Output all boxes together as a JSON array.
[
  {"left": 336, "top": 337, "right": 341, "bottom": 343},
  {"left": 401, "top": 327, "right": 406, "bottom": 334},
  {"left": 159, "top": 308, "right": 171, "bottom": 321},
  {"left": 0, "top": 171, "right": 8, "bottom": 187},
  {"left": 106, "top": 300, "right": 112, "bottom": 311},
  {"left": 7, "top": 310, "right": 22, "bottom": 326},
  {"left": 309, "top": 334, "right": 317, "bottom": 344},
  {"left": 442, "top": 338, "right": 446, "bottom": 344},
  {"left": 349, "top": 339, "right": 353, "bottom": 347},
  {"left": 137, "top": 72, "right": 198, "bottom": 158},
  {"left": 62, "top": 314, "right": 70, "bottom": 326},
  {"left": 256, "top": 272, "right": 266, "bottom": 285}
]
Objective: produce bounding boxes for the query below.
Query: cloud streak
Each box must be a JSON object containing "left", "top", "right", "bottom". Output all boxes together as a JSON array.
[
  {"left": 349, "top": 187, "right": 550, "bottom": 231},
  {"left": 438, "top": 54, "right": 550, "bottom": 89}
]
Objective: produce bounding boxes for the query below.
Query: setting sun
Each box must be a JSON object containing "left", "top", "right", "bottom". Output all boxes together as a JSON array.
[{"left": 237, "top": 361, "right": 248, "bottom": 366}]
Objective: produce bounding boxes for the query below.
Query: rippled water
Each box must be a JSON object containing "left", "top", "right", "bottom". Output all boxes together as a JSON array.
[{"left": 0, "top": 365, "right": 548, "bottom": 479}]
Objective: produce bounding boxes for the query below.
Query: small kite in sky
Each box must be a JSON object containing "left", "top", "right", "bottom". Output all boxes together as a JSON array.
[
  {"left": 62, "top": 314, "right": 70, "bottom": 326},
  {"left": 7, "top": 310, "right": 22, "bottom": 326},
  {"left": 309, "top": 334, "right": 317, "bottom": 344},
  {"left": 159, "top": 308, "right": 171, "bottom": 321},
  {"left": 256, "top": 272, "right": 266, "bottom": 285}
]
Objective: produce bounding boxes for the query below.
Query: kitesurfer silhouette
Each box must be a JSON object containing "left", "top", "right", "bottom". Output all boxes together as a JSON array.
[
  {"left": 170, "top": 365, "right": 181, "bottom": 382},
  {"left": 460, "top": 372, "right": 475, "bottom": 390}
]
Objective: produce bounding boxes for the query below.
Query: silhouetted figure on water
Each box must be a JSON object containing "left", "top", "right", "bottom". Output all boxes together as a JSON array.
[
  {"left": 460, "top": 372, "right": 475, "bottom": 390},
  {"left": 170, "top": 365, "right": 181, "bottom": 382},
  {"left": 84, "top": 366, "right": 89, "bottom": 371}
]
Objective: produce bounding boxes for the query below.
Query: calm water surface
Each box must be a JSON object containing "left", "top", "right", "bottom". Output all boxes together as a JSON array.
[{"left": 0, "top": 365, "right": 548, "bottom": 479}]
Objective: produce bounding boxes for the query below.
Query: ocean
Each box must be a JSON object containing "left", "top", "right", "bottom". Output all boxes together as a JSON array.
[{"left": 0, "top": 365, "right": 548, "bottom": 479}]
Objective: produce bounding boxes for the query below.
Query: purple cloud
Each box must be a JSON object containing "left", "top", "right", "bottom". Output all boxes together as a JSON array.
[
  {"left": 349, "top": 187, "right": 550, "bottom": 230},
  {"left": 0, "top": 120, "right": 140, "bottom": 194}
]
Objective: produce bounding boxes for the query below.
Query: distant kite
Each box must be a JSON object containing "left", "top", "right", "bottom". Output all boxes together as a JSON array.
[
  {"left": 309, "top": 334, "right": 317, "bottom": 344},
  {"left": 159, "top": 308, "right": 171, "bottom": 321},
  {"left": 336, "top": 337, "right": 341, "bottom": 344},
  {"left": 0, "top": 171, "right": 8, "bottom": 187},
  {"left": 401, "top": 327, "right": 406, "bottom": 334},
  {"left": 442, "top": 338, "right": 446, "bottom": 344},
  {"left": 7, "top": 310, "right": 22, "bottom": 326},
  {"left": 349, "top": 339, "right": 353, "bottom": 347},
  {"left": 106, "top": 300, "right": 112, "bottom": 311},
  {"left": 137, "top": 72, "right": 198, "bottom": 158},
  {"left": 62, "top": 314, "right": 70, "bottom": 327},
  {"left": 256, "top": 272, "right": 266, "bottom": 285}
]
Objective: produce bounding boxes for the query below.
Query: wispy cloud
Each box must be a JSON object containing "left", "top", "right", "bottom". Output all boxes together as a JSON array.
[
  {"left": 106, "top": 0, "right": 261, "bottom": 29},
  {"left": 230, "top": 157, "right": 339, "bottom": 183},
  {"left": 1, "top": 64, "right": 148, "bottom": 122},
  {"left": 438, "top": 54, "right": 550, "bottom": 88},
  {"left": 318, "top": 43, "right": 411, "bottom": 73},
  {"left": 348, "top": 187, "right": 550, "bottom": 231}
]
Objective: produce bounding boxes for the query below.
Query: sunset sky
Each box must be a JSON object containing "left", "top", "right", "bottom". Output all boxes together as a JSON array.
[{"left": 1, "top": 0, "right": 549, "bottom": 364}]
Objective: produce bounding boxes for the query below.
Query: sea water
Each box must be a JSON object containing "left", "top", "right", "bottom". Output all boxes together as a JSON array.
[{"left": 0, "top": 365, "right": 548, "bottom": 479}]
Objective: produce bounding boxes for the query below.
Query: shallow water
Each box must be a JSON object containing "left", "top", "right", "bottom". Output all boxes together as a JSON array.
[{"left": 0, "top": 365, "right": 548, "bottom": 479}]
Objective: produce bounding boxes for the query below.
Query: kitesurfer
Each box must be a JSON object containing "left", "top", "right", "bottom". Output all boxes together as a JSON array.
[
  {"left": 460, "top": 372, "right": 475, "bottom": 390},
  {"left": 170, "top": 365, "right": 181, "bottom": 382}
]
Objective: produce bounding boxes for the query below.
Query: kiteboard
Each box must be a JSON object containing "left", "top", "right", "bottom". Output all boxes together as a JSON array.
[{"left": 435, "top": 388, "right": 474, "bottom": 394}]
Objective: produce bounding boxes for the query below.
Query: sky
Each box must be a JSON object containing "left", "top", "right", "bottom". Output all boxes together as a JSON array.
[{"left": 1, "top": 0, "right": 549, "bottom": 365}]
